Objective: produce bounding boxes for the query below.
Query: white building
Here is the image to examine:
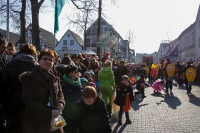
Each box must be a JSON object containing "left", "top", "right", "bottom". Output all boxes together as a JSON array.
[{"left": 55, "top": 29, "right": 84, "bottom": 58}]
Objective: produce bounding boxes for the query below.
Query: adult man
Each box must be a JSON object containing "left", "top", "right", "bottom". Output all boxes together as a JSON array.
[
  {"left": 0, "top": 38, "right": 8, "bottom": 78},
  {"left": 0, "top": 38, "right": 8, "bottom": 133},
  {"left": 163, "top": 59, "right": 175, "bottom": 93},
  {"left": 182, "top": 62, "right": 196, "bottom": 95},
  {"left": 175, "top": 61, "right": 183, "bottom": 86}
]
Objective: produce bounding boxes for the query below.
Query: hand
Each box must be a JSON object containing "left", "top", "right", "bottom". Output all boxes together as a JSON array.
[
  {"left": 57, "top": 103, "right": 64, "bottom": 110},
  {"left": 126, "top": 92, "right": 130, "bottom": 95},
  {"left": 51, "top": 110, "right": 60, "bottom": 118}
]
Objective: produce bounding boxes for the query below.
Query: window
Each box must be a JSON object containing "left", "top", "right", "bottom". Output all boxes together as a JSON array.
[
  {"left": 104, "top": 26, "right": 109, "bottom": 32},
  {"left": 91, "top": 26, "right": 97, "bottom": 33},
  {"left": 199, "top": 38, "right": 200, "bottom": 47},
  {"left": 192, "top": 32, "right": 195, "bottom": 45},
  {"left": 199, "top": 21, "right": 200, "bottom": 29},
  {"left": 91, "top": 35, "right": 97, "bottom": 42},
  {"left": 63, "top": 40, "right": 67, "bottom": 45},
  {"left": 70, "top": 40, "right": 74, "bottom": 46},
  {"left": 67, "top": 34, "right": 70, "bottom": 37}
]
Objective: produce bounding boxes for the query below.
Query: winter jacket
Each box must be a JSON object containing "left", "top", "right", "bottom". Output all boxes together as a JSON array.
[
  {"left": 0, "top": 53, "right": 38, "bottom": 111},
  {"left": 114, "top": 65, "right": 129, "bottom": 85},
  {"left": 98, "top": 67, "right": 115, "bottom": 90},
  {"left": 61, "top": 77, "right": 82, "bottom": 119},
  {"left": 19, "top": 67, "right": 65, "bottom": 133},
  {"left": 114, "top": 83, "right": 133, "bottom": 106},
  {"left": 71, "top": 96, "right": 112, "bottom": 133},
  {"left": 133, "top": 79, "right": 149, "bottom": 90}
]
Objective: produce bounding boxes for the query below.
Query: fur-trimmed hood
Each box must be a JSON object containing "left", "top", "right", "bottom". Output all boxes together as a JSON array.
[{"left": 19, "top": 71, "right": 32, "bottom": 82}]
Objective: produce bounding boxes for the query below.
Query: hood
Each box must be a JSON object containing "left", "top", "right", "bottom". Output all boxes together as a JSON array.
[
  {"left": 100, "top": 67, "right": 112, "bottom": 72},
  {"left": 19, "top": 71, "right": 32, "bottom": 82}
]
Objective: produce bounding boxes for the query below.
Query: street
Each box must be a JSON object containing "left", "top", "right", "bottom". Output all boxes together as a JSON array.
[{"left": 111, "top": 83, "right": 200, "bottom": 133}]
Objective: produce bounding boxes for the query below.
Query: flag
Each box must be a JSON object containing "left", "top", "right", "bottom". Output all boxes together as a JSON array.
[{"left": 54, "top": 0, "right": 65, "bottom": 34}]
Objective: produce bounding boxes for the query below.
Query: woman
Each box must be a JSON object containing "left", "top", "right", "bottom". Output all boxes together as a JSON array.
[
  {"left": 55, "top": 56, "right": 73, "bottom": 76},
  {"left": 61, "top": 65, "right": 82, "bottom": 132},
  {"left": 98, "top": 60, "right": 115, "bottom": 118},
  {"left": 1, "top": 43, "right": 38, "bottom": 133},
  {"left": 19, "top": 48, "right": 65, "bottom": 133}
]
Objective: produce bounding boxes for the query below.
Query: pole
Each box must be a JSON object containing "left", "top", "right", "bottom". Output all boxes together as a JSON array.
[
  {"left": 6, "top": 0, "right": 9, "bottom": 42},
  {"left": 97, "top": 0, "right": 102, "bottom": 58},
  {"left": 54, "top": 33, "right": 56, "bottom": 50}
]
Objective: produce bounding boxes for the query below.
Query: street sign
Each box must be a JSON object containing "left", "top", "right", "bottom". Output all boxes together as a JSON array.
[{"left": 97, "top": 42, "right": 107, "bottom": 47}]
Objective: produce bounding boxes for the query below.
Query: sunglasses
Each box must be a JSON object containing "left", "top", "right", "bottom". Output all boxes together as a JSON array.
[{"left": 41, "top": 57, "right": 54, "bottom": 62}]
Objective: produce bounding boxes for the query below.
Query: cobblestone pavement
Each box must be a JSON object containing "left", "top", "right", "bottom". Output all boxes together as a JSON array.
[{"left": 111, "top": 83, "right": 200, "bottom": 133}]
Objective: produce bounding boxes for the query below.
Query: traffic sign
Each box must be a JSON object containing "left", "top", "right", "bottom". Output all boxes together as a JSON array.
[{"left": 97, "top": 42, "right": 107, "bottom": 47}]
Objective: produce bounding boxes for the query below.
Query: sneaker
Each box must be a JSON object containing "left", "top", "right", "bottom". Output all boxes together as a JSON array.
[{"left": 126, "top": 119, "right": 132, "bottom": 124}]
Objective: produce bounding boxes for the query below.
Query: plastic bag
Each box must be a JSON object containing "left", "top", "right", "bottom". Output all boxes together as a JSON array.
[
  {"left": 112, "top": 91, "right": 119, "bottom": 120},
  {"left": 50, "top": 115, "right": 66, "bottom": 131}
]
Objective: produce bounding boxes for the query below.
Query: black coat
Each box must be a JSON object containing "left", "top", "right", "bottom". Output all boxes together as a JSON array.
[
  {"left": 71, "top": 96, "right": 111, "bottom": 133},
  {"left": 0, "top": 55, "right": 38, "bottom": 110},
  {"left": 114, "top": 83, "right": 133, "bottom": 106}
]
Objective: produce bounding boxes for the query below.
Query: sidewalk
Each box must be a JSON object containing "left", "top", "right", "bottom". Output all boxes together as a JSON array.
[{"left": 111, "top": 83, "right": 200, "bottom": 133}]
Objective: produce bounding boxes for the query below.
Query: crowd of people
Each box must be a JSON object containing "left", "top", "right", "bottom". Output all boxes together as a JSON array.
[{"left": 0, "top": 38, "right": 199, "bottom": 133}]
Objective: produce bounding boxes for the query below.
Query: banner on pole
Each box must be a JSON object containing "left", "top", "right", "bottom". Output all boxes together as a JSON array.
[{"left": 54, "top": 0, "right": 65, "bottom": 34}]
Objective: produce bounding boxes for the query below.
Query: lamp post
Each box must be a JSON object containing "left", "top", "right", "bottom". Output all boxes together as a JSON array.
[{"left": 97, "top": 0, "right": 102, "bottom": 58}]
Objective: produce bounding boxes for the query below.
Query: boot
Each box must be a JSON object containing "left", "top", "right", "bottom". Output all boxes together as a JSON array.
[
  {"left": 118, "top": 119, "right": 122, "bottom": 125},
  {"left": 118, "top": 111, "right": 122, "bottom": 125},
  {"left": 106, "top": 105, "right": 112, "bottom": 118},
  {"left": 125, "top": 112, "right": 132, "bottom": 124}
]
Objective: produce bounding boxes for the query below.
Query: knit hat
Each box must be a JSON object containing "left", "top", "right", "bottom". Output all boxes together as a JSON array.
[
  {"left": 80, "top": 78, "right": 89, "bottom": 85},
  {"left": 64, "top": 65, "right": 78, "bottom": 77},
  {"left": 89, "top": 82, "right": 96, "bottom": 89},
  {"left": 105, "top": 52, "right": 110, "bottom": 56}
]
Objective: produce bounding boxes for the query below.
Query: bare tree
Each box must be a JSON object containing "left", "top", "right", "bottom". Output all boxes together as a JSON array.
[
  {"left": 0, "top": 0, "right": 32, "bottom": 44},
  {"left": 64, "top": 0, "right": 118, "bottom": 50},
  {"left": 30, "top": 0, "right": 45, "bottom": 51},
  {"left": 125, "top": 28, "right": 136, "bottom": 61}
]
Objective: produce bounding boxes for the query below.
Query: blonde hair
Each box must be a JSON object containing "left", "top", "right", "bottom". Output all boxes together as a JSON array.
[{"left": 103, "top": 60, "right": 112, "bottom": 67}]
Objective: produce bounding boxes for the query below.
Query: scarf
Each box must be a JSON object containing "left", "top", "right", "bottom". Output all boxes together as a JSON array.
[
  {"left": 63, "top": 74, "right": 81, "bottom": 87},
  {"left": 13, "top": 53, "right": 36, "bottom": 63},
  {"left": 38, "top": 67, "right": 57, "bottom": 108}
]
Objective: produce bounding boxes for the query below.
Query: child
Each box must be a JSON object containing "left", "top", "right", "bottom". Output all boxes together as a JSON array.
[
  {"left": 151, "top": 79, "right": 164, "bottom": 93},
  {"left": 114, "top": 75, "right": 134, "bottom": 125},
  {"left": 133, "top": 74, "right": 149, "bottom": 98},
  {"left": 80, "top": 78, "right": 89, "bottom": 89},
  {"left": 71, "top": 86, "right": 112, "bottom": 133},
  {"left": 6, "top": 42, "right": 16, "bottom": 62}
]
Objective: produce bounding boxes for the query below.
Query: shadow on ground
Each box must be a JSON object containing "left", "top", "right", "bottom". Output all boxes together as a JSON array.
[
  {"left": 151, "top": 92, "right": 163, "bottom": 97},
  {"left": 112, "top": 123, "right": 127, "bottom": 133},
  {"left": 160, "top": 92, "right": 181, "bottom": 109},
  {"left": 131, "top": 96, "right": 149, "bottom": 111},
  {"left": 188, "top": 94, "right": 200, "bottom": 106}
]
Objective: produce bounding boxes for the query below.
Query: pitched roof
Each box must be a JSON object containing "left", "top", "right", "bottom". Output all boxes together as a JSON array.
[
  {"left": 86, "top": 17, "right": 124, "bottom": 40},
  {"left": 161, "top": 38, "right": 178, "bottom": 57},
  {"left": 0, "top": 29, "right": 20, "bottom": 44},
  {"left": 69, "top": 30, "right": 83, "bottom": 46},
  {"left": 39, "top": 27, "right": 58, "bottom": 48},
  {"left": 178, "top": 22, "right": 195, "bottom": 40}
]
